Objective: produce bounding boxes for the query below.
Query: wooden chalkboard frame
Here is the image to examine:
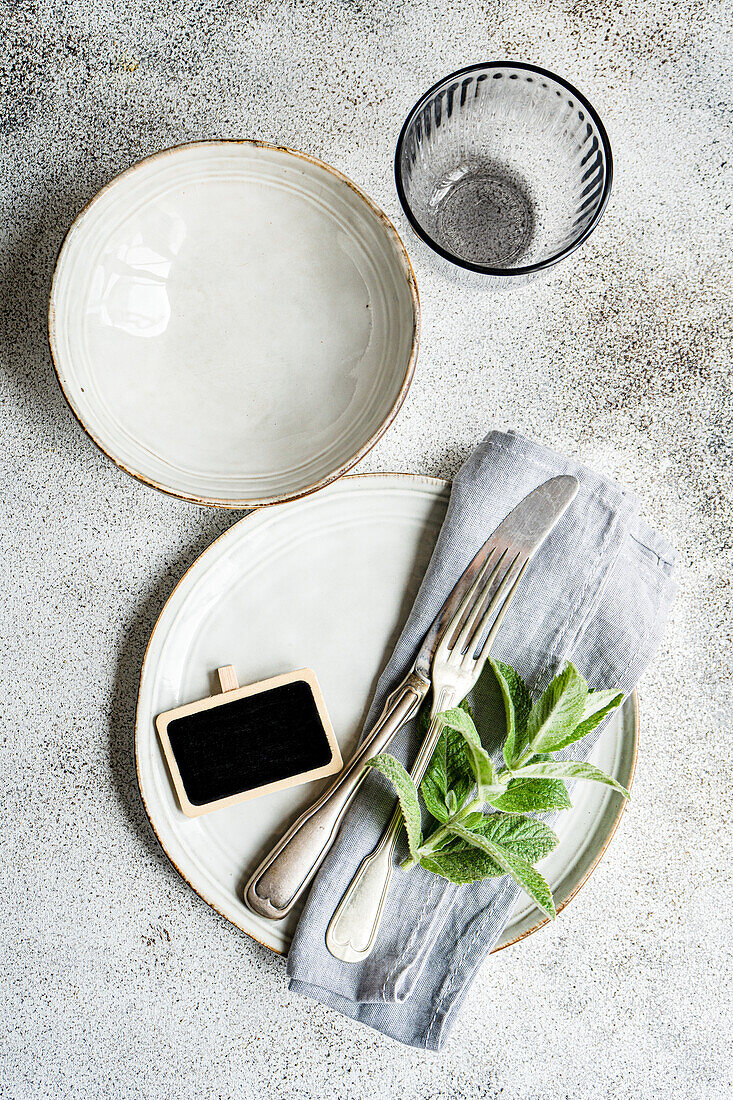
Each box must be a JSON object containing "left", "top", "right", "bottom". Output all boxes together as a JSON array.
[{"left": 155, "top": 666, "right": 342, "bottom": 818}]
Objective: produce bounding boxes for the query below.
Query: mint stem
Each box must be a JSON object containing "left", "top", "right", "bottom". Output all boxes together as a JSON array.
[{"left": 401, "top": 798, "right": 483, "bottom": 870}]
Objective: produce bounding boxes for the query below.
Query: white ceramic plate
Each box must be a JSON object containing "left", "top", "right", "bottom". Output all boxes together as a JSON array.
[
  {"left": 50, "top": 142, "right": 419, "bottom": 507},
  {"left": 135, "top": 474, "right": 637, "bottom": 954}
]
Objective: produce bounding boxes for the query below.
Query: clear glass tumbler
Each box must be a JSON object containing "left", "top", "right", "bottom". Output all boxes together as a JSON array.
[{"left": 395, "top": 62, "right": 612, "bottom": 277}]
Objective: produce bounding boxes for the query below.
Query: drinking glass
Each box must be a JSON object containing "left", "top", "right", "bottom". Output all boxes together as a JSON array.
[{"left": 395, "top": 62, "right": 612, "bottom": 278}]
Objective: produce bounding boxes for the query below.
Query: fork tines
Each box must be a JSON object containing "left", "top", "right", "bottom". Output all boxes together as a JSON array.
[{"left": 446, "top": 544, "right": 529, "bottom": 664}]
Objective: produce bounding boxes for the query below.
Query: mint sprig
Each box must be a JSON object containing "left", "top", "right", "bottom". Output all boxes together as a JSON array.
[{"left": 367, "top": 661, "right": 627, "bottom": 918}]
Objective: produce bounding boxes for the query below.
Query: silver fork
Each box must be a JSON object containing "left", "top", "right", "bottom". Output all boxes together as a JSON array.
[{"left": 325, "top": 542, "right": 530, "bottom": 962}]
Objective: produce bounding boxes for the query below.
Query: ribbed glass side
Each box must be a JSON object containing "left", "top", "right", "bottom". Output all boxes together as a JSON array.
[{"left": 397, "top": 64, "right": 611, "bottom": 274}]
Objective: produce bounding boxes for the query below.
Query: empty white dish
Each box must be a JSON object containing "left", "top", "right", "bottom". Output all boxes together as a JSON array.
[{"left": 49, "top": 141, "right": 419, "bottom": 507}]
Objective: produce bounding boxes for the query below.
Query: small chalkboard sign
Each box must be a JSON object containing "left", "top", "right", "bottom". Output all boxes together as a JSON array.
[{"left": 155, "top": 666, "right": 342, "bottom": 818}]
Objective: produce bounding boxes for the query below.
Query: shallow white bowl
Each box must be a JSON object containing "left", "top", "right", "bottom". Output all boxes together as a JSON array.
[{"left": 50, "top": 141, "right": 419, "bottom": 507}]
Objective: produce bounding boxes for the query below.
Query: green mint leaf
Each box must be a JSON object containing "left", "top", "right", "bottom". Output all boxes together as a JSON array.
[
  {"left": 422, "top": 811, "right": 559, "bottom": 883},
  {"left": 472, "top": 813, "right": 560, "bottom": 863},
  {"left": 570, "top": 689, "right": 625, "bottom": 744},
  {"left": 418, "top": 704, "right": 473, "bottom": 821},
  {"left": 439, "top": 706, "right": 498, "bottom": 796},
  {"left": 529, "top": 685, "right": 624, "bottom": 754},
  {"left": 420, "top": 786, "right": 450, "bottom": 824},
  {"left": 497, "top": 851, "right": 556, "bottom": 918},
  {"left": 446, "top": 790, "right": 458, "bottom": 814},
  {"left": 449, "top": 701, "right": 478, "bottom": 807},
  {"left": 420, "top": 848, "right": 504, "bottom": 884},
  {"left": 526, "top": 663, "right": 588, "bottom": 754},
  {"left": 512, "top": 759, "right": 631, "bottom": 799},
  {"left": 447, "top": 821, "right": 556, "bottom": 918},
  {"left": 488, "top": 776, "right": 572, "bottom": 813},
  {"left": 419, "top": 724, "right": 450, "bottom": 823},
  {"left": 365, "top": 754, "right": 423, "bottom": 856},
  {"left": 491, "top": 658, "right": 533, "bottom": 768},
  {"left": 581, "top": 688, "right": 624, "bottom": 718}
]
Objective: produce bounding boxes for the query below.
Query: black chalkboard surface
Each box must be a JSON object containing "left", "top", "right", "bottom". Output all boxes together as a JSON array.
[{"left": 155, "top": 667, "right": 342, "bottom": 817}]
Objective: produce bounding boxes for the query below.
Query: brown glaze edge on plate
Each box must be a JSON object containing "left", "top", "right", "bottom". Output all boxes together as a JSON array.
[
  {"left": 133, "top": 472, "right": 639, "bottom": 956},
  {"left": 48, "top": 140, "right": 420, "bottom": 510}
]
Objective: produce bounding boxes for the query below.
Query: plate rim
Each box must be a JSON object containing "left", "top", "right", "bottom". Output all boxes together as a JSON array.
[
  {"left": 48, "top": 139, "right": 420, "bottom": 509},
  {"left": 495, "top": 695, "right": 638, "bottom": 950},
  {"left": 134, "top": 471, "right": 638, "bottom": 956}
]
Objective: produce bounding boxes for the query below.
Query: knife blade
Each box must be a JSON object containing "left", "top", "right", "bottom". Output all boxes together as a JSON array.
[{"left": 413, "top": 473, "right": 579, "bottom": 680}]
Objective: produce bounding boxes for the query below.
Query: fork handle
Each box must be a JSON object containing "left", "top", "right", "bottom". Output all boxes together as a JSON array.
[
  {"left": 326, "top": 690, "right": 454, "bottom": 962},
  {"left": 244, "top": 671, "right": 429, "bottom": 920}
]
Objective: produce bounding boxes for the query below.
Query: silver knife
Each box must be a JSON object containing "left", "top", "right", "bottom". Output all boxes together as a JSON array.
[{"left": 244, "top": 475, "right": 579, "bottom": 921}]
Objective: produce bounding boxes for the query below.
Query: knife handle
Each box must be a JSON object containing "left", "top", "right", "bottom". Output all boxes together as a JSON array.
[
  {"left": 325, "top": 705, "right": 448, "bottom": 962},
  {"left": 244, "top": 670, "right": 428, "bottom": 921}
]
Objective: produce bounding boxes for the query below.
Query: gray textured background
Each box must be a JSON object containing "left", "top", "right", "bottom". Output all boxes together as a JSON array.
[{"left": 1, "top": 2, "right": 731, "bottom": 1098}]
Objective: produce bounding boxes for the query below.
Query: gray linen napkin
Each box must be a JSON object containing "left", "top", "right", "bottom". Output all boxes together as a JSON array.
[{"left": 287, "top": 430, "right": 676, "bottom": 1049}]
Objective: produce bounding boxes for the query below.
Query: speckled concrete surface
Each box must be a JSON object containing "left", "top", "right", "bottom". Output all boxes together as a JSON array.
[{"left": 1, "top": 2, "right": 731, "bottom": 1097}]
